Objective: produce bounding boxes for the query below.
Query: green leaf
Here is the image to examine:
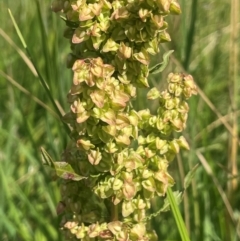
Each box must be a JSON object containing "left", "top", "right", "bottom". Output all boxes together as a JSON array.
[
  {"left": 40, "top": 147, "right": 54, "bottom": 167},
  {"left": 184, "top": 163, "right": 200, "bottom": 190},
  {"left": 8, "top": 9, "right": 27, "bottom": 48},
  {"left": 149, "top": 50, "right": 174, "bottom": 74},
  {"left": 167, "top": 187, "right": 191, "bottom": 241},
  {"left": 147, "top": 87, "right": 160, "bottom": 100},
  {"left": 41, "top": 147, "right": 87, "bottom": 181},
  {"left": 53, "top": 162, "right": 87, "bottom": 181}
]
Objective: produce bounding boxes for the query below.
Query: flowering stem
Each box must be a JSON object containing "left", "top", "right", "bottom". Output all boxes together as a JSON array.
[{"left": 49, "top": 1, "right": 197, "bottom": 240}]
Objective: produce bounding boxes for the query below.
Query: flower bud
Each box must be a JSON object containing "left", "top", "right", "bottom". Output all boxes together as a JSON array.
[
  {"left": 113, "top": 178, "right": 123, "bottom": 191},
  {"left": 155, "top": 138, "right": 167, "bottom": 150},
  {"left": 130, "top": 223, "right": 146, "bottom": 239},
  {"left": 75, "top": 224, "right": 87, "bottom": 239},
  {"left": 151, "top": 15, "right": 164, "bottom": 29},
  {"left": 170, "top": 1, "right": 182, "bottom": 14},
  {"left": 169, "top": 139, "right": 180, "bottom": 153},
  {"left": 122, "top": 179, "right": 136, "bottom": 200},
  {"left": 64, "top": 221, "right": 78, "bottom": 230},
  {"left": 88, "top": 148, "right": 102, "bottom": 165},
  {"left": 133, "top": 209, "right": 146, "bottom": 222},
  {"left": 118, "top": 42, "right": 132, "bottom": 59},
  {"left": 134, "top": 198, "right": 146, "bottom": 210},
  {"left": 108, "top": 221, "right": 122, "bottom": 235},
  {"left": 159, "top": 30, "right": 171, "bottom": 42},
  {"left": 165, "top": 99, "right": 175, "bottom": 109},
  {"left": 111, "top": 7, "right": 130, "bottom": 20},
  {"left": 144, "top": 148, "right": 155, "bottom": 158},
  {"left": 76, "top": 139, "right": 95, "bottom": 151},
  {"left": 105, "top": 141, "right": 118, "bottom": 153},
  {"left": 147, "top": 87, "right": 160, "bottom": 100},
  {"left": 122, "top": 200, "right": 135, "bottom": 217},
  {"left": 139, "top": 9, "right": 150, "bottom": 22},
  {"left": 102, "top": 38, "right": 119, "bottom": 52},
  {"left": 141, "top": 169, "right": 153, "bottom": 179},
  {"left": 133, "top": 49, "right": 150, "bottom": 65},
  {"left": 88, "top": 223, "right": 101, "bottom": 238},
  {"left": 116, "top": 230, "right": 129, "bottom": 241},
  {"left": 142, "top": 177, "right": 156, "bottom": 192},
  {"left": 177, "top": 136, "right": 190, "bottom": 150}
]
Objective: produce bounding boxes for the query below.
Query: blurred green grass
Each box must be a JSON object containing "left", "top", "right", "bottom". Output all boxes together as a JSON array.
[{"left": 0, "top": 0, "right": 239, "bottom": 240}]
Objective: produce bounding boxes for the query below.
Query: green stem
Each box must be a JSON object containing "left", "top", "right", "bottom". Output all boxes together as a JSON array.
[{"left": 111, "top": 203, "right": 119, "bottom": 221}]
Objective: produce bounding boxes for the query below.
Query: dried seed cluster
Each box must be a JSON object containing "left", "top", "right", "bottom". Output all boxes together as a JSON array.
[{"left": 51, "top": 0, "right": 197, "bottom": 240}]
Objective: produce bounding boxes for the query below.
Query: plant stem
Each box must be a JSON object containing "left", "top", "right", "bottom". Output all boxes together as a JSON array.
[
  {"left": 111, "top": 203, "right": 119, "bottom": 221},
  {"left": 228, "top": 0, "right": 239, "bottom": 198}
]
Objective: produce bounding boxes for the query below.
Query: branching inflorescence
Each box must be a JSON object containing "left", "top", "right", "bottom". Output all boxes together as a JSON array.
[{"left": 50, "top": 0, "right": 197, "bottom": 240}]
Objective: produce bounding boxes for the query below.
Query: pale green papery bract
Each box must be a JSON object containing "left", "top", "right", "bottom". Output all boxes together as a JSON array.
[{"left": 51, "top": 0, "right": 197, "bottom": 240}]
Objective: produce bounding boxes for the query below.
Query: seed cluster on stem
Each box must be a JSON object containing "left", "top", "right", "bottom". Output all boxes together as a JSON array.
[{"left": 51, "top": 0, "right": 197, "bottom": 240}]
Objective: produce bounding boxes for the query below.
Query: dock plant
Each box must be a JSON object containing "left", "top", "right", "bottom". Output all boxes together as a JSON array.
[{"left": 47, "top": 0, "right": 197, "bottom": 240}]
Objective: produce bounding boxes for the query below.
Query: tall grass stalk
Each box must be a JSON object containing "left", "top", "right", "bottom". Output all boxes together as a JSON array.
[
  {"left": 228, "top": 0, "right": 239, "bottom": 197},
  {"left": 8, "top": 9, "right": 71, "bottom": 137}
]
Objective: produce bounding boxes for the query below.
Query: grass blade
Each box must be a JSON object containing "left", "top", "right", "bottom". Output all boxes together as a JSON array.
[
  {"left": 8, "top": 8, "right": 71, "bottom": 136},
  {"left": 167, "top": 187, "right": 191, "bottom": 241}
]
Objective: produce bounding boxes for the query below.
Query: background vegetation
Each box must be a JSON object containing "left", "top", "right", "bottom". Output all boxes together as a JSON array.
[{"left": 0, "top": 0, "right": 239, "bottom": 240}]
